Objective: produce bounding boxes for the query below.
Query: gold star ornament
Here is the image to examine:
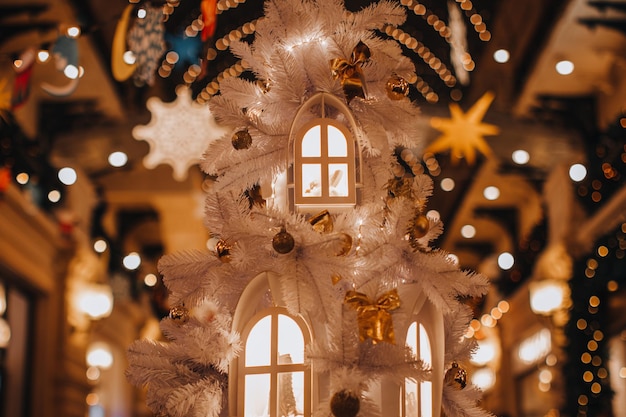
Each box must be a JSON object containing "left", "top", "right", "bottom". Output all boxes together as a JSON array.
[{"left": 426, "top": 91, "right": 499, "bottom": 165}]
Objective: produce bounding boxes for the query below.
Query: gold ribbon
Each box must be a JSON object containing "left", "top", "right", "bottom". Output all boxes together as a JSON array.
[
  {"left": 344, "top": 288, "right": 400, "bottom": 344},
  {"left": 330, "top": 41, "right": 371, "bottom": 102}
]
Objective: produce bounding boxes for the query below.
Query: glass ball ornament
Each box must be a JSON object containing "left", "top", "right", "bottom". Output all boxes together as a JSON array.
[
  {"left": 444, "top": 361, "right": 467, "bottom": 389},
  {"left": 408, "top": 213, "right": 430, "bottom": 242},
  {"left": 386, "top": 75, "right": 409, "bottom": 100},
  {"left": 169, "top": 305, "right": 190, "bottom": 324},
  {"left": 272, "top": 228, "right": 295, "bottom": 254},
  {"left": 330, "top": 389, "right": 360, "bottom": 417},
  {"left": 232, "top": 129, "right": 252, "bottom": 150},
  {"left": 215, "top": 239, "right": 232, "bottom": 263}
]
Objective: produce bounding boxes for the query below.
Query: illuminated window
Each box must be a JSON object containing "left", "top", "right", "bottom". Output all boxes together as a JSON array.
[
  {"left": 295, "top": 119, "right": 355, "bottom": 206},
  {"left": 239, "top": 307, "right": 311, "bottom": 417},
  {"left": 403, "top": 322, "right": 433, "bottom": 417},
  {"left": 290, "top": 92, "right": 361, "bottom": 212}
]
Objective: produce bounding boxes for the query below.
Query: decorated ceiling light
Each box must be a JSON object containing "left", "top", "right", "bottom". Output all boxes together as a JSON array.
[{"left": 132, "top": 86, "right": 228, "bottom": 181}]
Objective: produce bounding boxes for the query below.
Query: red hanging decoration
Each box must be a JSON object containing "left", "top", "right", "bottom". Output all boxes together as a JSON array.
[{"left": 201, "top": 0, "right": 218, "bottom": 41}]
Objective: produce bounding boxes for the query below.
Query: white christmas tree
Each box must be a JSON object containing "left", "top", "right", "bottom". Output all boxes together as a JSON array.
[{"left": 127, "top": 2, "right": 492, "bottom": 417}]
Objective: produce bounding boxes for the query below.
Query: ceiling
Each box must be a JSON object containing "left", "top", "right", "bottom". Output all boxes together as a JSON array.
[{"left": 1, "top": 0, "right": 625, "bottom": 301}]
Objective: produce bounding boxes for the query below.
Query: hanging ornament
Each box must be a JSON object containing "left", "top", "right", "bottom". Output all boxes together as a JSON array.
[
  {"left": 344, "top": 289, "right": 401, "bottom": 344},
  {"left": 407, "top": 213, "right": 430, "bottom": 246},
  {"left": 330, "top": 389, "right": 360, "bottom": 417},
  {"left": 169, "top": 305, "right": 190, "bottom": 324},
  {"left": 201, "top": 0, "right": 218, "bottom": 41},
  {"left": 0, "top": 166, "right": 11, "bottom": 193},
  {"left": 444, "top": 362, "right": 467, "bottom": 389},
  {"left": 127, "top": 5, "right": 166, "bottom": 86},
  {"left": 111, "top": 4, "right": 137, "bottom": 81},
  {"left": 335, "top": 233, "right": 353, "bottom": 256},
  {"left": 214, "top": 239, "right": 232, "bottom": 262},
  {"left": 330, "top": 41, "right": 371, "bottom": 102},
  {"left": 132, "top": 86, "right": 228, "bottom": 181},
  {"left": 272, "top": 228, "right": 295, "bottom": 254},
  {"left": 309, "top": 209, "right": 333, "bottom": 233},
  {"left": 426, "top": 91, "right": 499, "bottom": 165},
  {"left": 232, "top": 129, "right": 253, "bottom": 150},
  {"left": 386, "top": 75, "right": 409, "bottom": 100}
]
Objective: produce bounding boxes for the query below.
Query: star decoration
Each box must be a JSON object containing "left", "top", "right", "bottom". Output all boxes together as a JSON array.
[
  {"left": 133, "top": 86, "right": 228, "bottom": 181},
  {"left": 426, "top": 91, "right": 499, "bottom": 165}
]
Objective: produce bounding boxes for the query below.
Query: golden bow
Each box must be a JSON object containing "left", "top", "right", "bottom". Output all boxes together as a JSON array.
[
  {"left": 344, "top": 288, "right": 400, "bottom": 344},
  {"left": 330, "top": 41, "right": 371, "bottom": 102}
]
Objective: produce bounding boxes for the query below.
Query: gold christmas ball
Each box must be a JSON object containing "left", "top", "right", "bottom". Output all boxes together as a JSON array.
[
  {"left": 169, "top": 305, "right": 190, "bottom": 324},
  {"left": 272, "top": 228, "right": 295, "bottom": 254},
  {"left": 386, "top": 75, "right": 409, "bottom": 100},
  {"left": 309, "top": 209, "right": 334, "bottom": 233},
  {"left": 232, "top": 129, "right": 252, "bottom": 150},
  {"left": 215, "top": 239, "right": 232, "bottom": 263},
  {"left": 330, "top": 390, "right": 360, "bottom": 417},
  {"left": 444, "top": 362, "right": 467, "bottom": 389},
  {"left": 336, "top": 233, "right": 353, "bottom": 256},
  {"left": 409, "top": 214, "right": 430, "bottom": 239}
]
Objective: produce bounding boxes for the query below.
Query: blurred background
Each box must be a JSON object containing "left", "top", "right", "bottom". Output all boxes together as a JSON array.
[{"left": 0, "top": 0, "right": 624, "bottom": 416}]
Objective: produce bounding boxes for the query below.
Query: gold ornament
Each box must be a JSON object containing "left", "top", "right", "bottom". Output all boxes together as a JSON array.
[
  {"left": 386, "top": 75, "right": 409, "bottom": 100},
  {"left": 344, "top": 288, "right": 401, "bottom": 344},
  {"left": 330, "top": 41, "right": 371, "bottom": 102},
  {"left": 309, "top": 209, "right": 334, "bottom": 233},
  {"left": 386, "top": 177, "right": 414, "bottom": 200},
  {"left": 331, "top": 273, "right": 343, "bottom": 285},
  {"left": 330, "top": 389, "right": 360, "bottom": 417},
  {"left": 444, "top": 362, "right": 467, "bottom": 389},
  {"left": 215, "top": 239, "right": 232, "bottom": 262},
  {"left": 272, "top": 228, "right": 295, "bottom": 254},
  {"left": 232, "top": 129, "right": 252, "bottom": 150},
  {"left": 408, "top": 214, "right": 430, "bottom": 247},
  {"left": 169, "top": 305, "right": 189, "bottom": 324},
  {"left": 336, "top": 233, "right": 353, "bottom": 256},
  {"left": 426, "top": 91, "right": 499, "bottom": 165}
]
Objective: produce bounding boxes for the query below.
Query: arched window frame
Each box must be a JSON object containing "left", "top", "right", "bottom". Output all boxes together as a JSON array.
[
  {"left": 230, "top": 273, "right": 314, "bottom": 417},
  {"left": 288, "top": 92, "right": 362, "bottom": 213},
  {"left": 403, "top": 322, "right": 433, "bottom": 417}
]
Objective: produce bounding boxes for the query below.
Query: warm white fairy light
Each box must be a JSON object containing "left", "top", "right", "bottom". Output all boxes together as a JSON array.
[
  {"left": 493, "top": 49, "right": 510, "bottom": 63},
  {"left": 512, "top": 149, "right": 529, "bottom": 164},
  {"left": 123, "top": 252, "right": 141, "bottom": 270},
  {"left": 48, "top": 190, "right": 61, "bottom": 203},
  {"left": 93, "top": 239, "right": 108, "bottom": 253},
  {"left": 497, "top": 252, "right": 514, "bottom": 270},
  {"left": 556, "top": 60, "right": 574, "bottom": 75},
  {"left": 58, "top": 167, "right": 77, "bottom": 185}
]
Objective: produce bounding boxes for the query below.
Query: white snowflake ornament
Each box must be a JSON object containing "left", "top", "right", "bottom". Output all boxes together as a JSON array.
[{"left": 133, "top": 86, "right": 228, "bottom": 181}]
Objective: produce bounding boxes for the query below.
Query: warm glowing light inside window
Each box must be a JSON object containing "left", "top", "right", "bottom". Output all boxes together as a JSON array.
[
  {"left": 48, "top": 190, "right": 61, "bottom": 203},
  {"left": 108, "top": 151, "right": 128, "bottom": 167},
  {"left": 483, "top": 186, "right": 500, "bottom": 200},
  {"left": 512, "top": 149, "right": 530, "bottom": 164},
  {"left": 461, "top": 224, "right": 476, "bottom": 238},
  {"left": 301, "top": 126, "right": 321, "bottom": 157},
  {"left": 243, "top": 312, "right": 307, "bottom": 417},
  {"left": 123, "top": 252, "right": 141, "bottom": 270},
  {"left": 328, "top": 164, "right": 348, "bottom": 196},
  {"left": 569, "top": 163, "right": 587, "bottom": 182},
  {"left": 493, "top": 49, "right": 510, "bottom": 63},
  {"left": 302, "top": 164, "right": 322, "bottom": 197},
  {"left": 87, "top": 343, "right": 113, "bottom": 369},
  {"left": 555, "top": 60, "right": 574, "bottom": 75},
  {"left": 58, "top": 167, "right": 77, "bottom": 185},
  {"left": 328, "top": 126, "right": 347, "bottom": 157},
  {"left": 405, "top": 323, "right": 433, "bottom": 417},
  {"left": 497, "top": 252, "right": 514, "bottom": 270}
]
